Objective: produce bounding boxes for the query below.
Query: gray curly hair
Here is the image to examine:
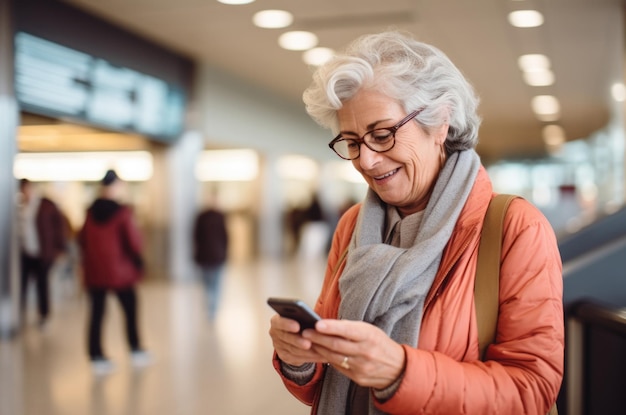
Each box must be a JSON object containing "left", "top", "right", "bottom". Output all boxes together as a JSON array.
[{"left": 302, "top": 31, "right": 481, "bottom": 153}]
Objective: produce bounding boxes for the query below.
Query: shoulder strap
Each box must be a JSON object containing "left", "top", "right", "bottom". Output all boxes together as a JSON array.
[
  {"left": 475, "top": 194, "right": 516, "bottom": 360},
  {"left": 475, "top": 194, "right": 559, "bottom": 414}
]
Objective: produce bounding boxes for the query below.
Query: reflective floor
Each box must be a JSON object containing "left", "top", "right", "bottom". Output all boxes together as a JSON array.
[{"left": 0, "top": 257, "right": 326, "bottom": 415}]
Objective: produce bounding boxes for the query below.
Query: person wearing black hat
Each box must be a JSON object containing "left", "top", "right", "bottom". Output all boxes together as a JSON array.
[
  {"left": 78, "top": 169, "right": 151, "bottom": 375},
  {"left": 101, "top": 169, "right": 119, "bottom": 186}
]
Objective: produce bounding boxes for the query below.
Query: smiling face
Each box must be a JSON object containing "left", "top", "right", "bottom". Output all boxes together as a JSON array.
[{"left": 337, "top": 89, "right": 448, "bottom": 216}]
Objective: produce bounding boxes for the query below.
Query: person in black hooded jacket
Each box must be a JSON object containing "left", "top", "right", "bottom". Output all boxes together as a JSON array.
[
  {"left": 79, "top": 169, "right": 151, "bottom": 375},
  {"left": 193, "top": 194, "right": 229, "bottom": 322}
]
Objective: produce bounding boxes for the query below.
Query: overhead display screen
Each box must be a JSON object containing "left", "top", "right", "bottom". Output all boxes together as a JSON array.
[{"left": 14, "top": 32, "right": 185, "bottom": 141}]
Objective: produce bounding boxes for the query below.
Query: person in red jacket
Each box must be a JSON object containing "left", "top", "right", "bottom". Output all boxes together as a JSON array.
[
  {"left": 268, "top": 31, "right": 563, "bottom": 414},
  {"left": 79, "top": 169, "right": 151, "bottom": 375}
]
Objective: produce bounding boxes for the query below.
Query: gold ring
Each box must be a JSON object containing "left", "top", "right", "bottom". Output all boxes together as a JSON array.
[{"left": 340, "top": 356, "right": 350, "bottom": 370}]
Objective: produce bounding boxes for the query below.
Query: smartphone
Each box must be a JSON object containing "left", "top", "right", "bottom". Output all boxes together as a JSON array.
[{"left": 267, "top": 297, "right": 321, "bottom": 331}]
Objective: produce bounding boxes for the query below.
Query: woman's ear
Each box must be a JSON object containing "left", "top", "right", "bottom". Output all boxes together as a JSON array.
[{"left": 434, "top": 123, "right": 449, "bottom": 146}]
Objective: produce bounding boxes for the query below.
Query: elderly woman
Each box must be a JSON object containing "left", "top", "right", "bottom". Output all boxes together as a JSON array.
[{"left": 268, "top": 31, "right": 563, "bottom": 414}]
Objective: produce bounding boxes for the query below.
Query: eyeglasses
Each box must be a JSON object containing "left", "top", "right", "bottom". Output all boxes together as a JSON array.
[{"left": 328, "top": 109, "right": 423, "bottom": 160}]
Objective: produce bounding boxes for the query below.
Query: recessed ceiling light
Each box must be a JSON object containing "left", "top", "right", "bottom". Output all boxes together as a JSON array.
[
  {"left": 523, "top": 69, "right": 555, "bottom": 86},
  {"left": 217, "top": 0, "right": 255, "bottom": 4},
  {"left": 518, "top": 54, "right": 554, "bottom": 86},
  {"left": 611, "top": 82, "right": 626, "bottom": 102},
  {"left": 508, "top": 10, "right": 544, "bottom": 28},
  {"left": 253, "top": 10, "right": 293, "bottom": 29},
  {"left": 542, "top": 124, "right": 566, "bottom": 146},
  {"left": 303, "top": 47, "right": 335, "bottom": 66},
  {"left": 531, "top": 95, "right": 560, "bottom": 121},
  {"left": 518, "top": 54, "right": 550, "bottom": 71},
  {"left": 278, "top": 31, "right": 318, "bottom": 51}
]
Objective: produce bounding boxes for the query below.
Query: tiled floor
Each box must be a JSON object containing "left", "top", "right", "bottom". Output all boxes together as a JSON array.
[{"left": 0, "top": 257, "right": 327, "bottom": 415}]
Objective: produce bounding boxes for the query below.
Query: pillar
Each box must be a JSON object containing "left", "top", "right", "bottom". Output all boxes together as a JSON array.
[{"left": 0, "top": 0, "right": 20, "bottom": 338}]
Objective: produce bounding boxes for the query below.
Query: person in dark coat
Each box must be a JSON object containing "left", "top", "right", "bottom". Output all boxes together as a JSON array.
[
  {"left": 193, "top": 200, "right": 229, "bottom": 322},
  {"left": 78, "top": 169, "right": 151, "bottom": 375},
  {"left": 18, "top": 179, "right": 67, "bottom": 328}
]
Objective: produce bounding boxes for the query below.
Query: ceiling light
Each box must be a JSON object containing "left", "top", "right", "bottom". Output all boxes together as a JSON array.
[
  {"left": 611, "top": 82, "right": 626, "bottom": 102},
  {"left": 303, "top": 47, "right": 335, "bottom": 66},
  {"left": 531, "top": 95, "right": 560, "bottom": 121},
  {"left": 508, "top": 10, "right": 544, "bottom": 28},
  {"left": 195, "top": 149, "right": 259, "bottom": 181},
  {"left": 276, "top": 155, "right": 318, "bottom": 180},
  {"left": 253, "top": 10, "right": 293, "bottom": 29},
  {"left": 278, "top": 31, "right": 318, "bottom": 51},
  {"left": 518, "top": 54, "right": 550, "bottom": 71},
  {"left": 542, "top": 124, "right": 566, "bottom": 146},
  {"left": 217, "top": 0, "right": 255, "bottom": 5},
  {"left": 14, "top": 151, "right": 153, "bottom": 182},
  {"left": 523, "top": 69, "right": 555, "bottom": 86}
]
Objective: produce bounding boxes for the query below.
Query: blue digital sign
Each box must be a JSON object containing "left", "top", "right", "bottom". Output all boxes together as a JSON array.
[{"left": 14, "top": 32, "right": 185, "bottom": 141}]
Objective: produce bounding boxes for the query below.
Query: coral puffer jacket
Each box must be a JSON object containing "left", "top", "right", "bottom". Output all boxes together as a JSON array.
[{"left": 274, "top": 166, "right": 564, "bottom": 414}]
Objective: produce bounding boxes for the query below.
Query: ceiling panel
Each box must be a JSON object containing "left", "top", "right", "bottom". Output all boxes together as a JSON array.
[{"left": 54, "top": 0, "right": 624, "bottom": 162}]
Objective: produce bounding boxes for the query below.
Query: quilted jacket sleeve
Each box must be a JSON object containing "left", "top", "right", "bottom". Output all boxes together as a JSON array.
[{"left": 271, "top": 204, "right": 360, "bottom": 408}]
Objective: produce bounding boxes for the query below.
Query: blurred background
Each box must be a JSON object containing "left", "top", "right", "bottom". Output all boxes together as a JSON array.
[{"left": 0, "top": 0, "right": 625, "bottom": 414}]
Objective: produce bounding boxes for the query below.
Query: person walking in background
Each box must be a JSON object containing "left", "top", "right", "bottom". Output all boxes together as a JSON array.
[
  {"left": 17, "top": 178, "right": 67, "bottom": 329},
  {"left": 193, "top": 196, "right": 229, "bottom": 322},
  {"left": 297, "top": 193, "right": 331, "bottom": 260},
  {"left": 78, "top": 169, "right": 151, "bottom": 375}
]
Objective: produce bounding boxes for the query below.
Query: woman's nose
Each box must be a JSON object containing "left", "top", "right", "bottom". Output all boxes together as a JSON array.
[{"left": 357, "top": 142, "right": 381, "bottom": 169}]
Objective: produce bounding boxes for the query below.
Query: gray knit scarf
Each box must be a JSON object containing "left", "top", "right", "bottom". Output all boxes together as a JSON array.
[{"left": 316, "top": 149, "right": 480, "bottom": 414}]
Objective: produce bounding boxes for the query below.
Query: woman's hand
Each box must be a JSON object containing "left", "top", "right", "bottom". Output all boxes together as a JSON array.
[
  {"left": 302, "top": 319, "right": 406, "bottom": 389},
  {"left": 268, "top": 314, "right": 327, "bottom": 367}
]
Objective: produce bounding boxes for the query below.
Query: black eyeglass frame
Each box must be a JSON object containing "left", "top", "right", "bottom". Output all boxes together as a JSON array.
[{"left": 327, "top": 109, "right": 424, "bottom": 160}]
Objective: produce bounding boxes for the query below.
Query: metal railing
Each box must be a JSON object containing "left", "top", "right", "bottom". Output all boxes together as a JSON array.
[{"left": 562, "top": 300, "right": 626, "bottom": 415}]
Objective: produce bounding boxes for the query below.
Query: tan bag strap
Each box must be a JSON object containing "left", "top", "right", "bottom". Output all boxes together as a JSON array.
[
  {"left": 475, "top": 194, "right": 516, "bottom": 360},
  {"left": 475, "top": 194, "right": 558, "bottom": 415}
]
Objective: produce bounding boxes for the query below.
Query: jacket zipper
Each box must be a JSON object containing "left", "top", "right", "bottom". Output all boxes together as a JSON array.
[{"left": 425, "top": 228, "right": 477, "bottom": 310}]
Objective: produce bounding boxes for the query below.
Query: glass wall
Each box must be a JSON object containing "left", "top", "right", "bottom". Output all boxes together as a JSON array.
[{"left": 488, "top": 113, "right": 625, "bottom": 239}]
